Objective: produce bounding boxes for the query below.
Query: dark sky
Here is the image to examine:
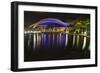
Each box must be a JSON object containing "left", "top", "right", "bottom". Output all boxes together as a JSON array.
[{"left": 24, "top": 11, "right": 90, "bottom": 28}]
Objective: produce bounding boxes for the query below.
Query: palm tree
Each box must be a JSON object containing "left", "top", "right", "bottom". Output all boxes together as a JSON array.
[
  {"left": 72, "top": 18, "right": 90, "bottom": 35},
  {"left": 66, "top": 17, "right": 90, "bottom": 50}
]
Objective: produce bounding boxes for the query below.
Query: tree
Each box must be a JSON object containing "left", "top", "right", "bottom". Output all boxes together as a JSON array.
[{"left": 72, "top": 17, "right": 90, "bottom": 35}]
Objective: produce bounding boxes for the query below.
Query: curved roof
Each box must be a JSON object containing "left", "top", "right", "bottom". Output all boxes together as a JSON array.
[{"left": 38, "top": 18, "right": 69, "bottom": 27}]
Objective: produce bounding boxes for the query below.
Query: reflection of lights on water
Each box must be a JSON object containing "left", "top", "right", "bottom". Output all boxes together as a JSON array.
[
  {"left": 73, "top": 32, "right": 76, "bottom": 47},
  {"left": 30, "top": 33, "right": 69, "bottom": 49},
  {"left": 57, "top": 34, "right": 59, "bottom": 46},
  {"left": 59, "top": 33, "right": 62, "bottom": 45},
  {"left": 82, "top": 31, "right": 87, "bottom": 50},
  {"left": 76, "top": 35, "right": 79, "bottom": 47},
  {"left": 52, "top": 33, "right": 55, "bottom": 47},
  {"left": 33, "top": 33, "right": 41, "bottom": 50},
  {"left": 43, "top": 34, "right": 46, "bottom": 47},
  {"left": 33, "top": 33, "right": 36, "bottom": 50},
  {"left": 65, "top": 33, "right": 68, "bottom": 48},
  {"left": 48, "top": 34, "right": 51, "bottom": 46},
  {"left": 36, "top": 33, "right": 39, "bottom": 48},
  {"left": 25, "top": 31, "right": 89, "bottom": 51},
  {"left": 39, "top": 34, "right": 41, "bottom": 47},
  {"left": 28, "top": 34, "right": 31, "bottom": 47}
]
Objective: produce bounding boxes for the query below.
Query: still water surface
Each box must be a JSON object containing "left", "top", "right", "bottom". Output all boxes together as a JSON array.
[{"left": 24, "top": 32, "right": 90, "bottom": 61}]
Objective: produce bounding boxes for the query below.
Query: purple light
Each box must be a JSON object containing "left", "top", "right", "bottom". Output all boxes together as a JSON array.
[{"left": 38, "top": 18, "right": 69, "bottom": 27}]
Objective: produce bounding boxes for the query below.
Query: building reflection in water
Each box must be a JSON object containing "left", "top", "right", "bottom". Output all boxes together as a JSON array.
[
  {"left": 24, "top": 32, "right": 90, "bottom": 61},
  {"left": 25, "top": 33, "right": 67, "bottom": 50}
]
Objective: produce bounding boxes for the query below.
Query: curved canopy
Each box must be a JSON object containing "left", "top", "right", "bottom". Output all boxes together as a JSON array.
[{"left": 38, "top": 18, "right": 69, "bottom": 27}]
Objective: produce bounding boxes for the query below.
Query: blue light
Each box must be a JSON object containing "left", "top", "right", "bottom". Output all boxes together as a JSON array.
[{"left": 38, "top": 18, "right": 69, "bottom": 27}]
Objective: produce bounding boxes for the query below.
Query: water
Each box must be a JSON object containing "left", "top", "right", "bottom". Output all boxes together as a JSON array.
[{"left": 24, "top": 32, "right": 90, "bottom": 61}]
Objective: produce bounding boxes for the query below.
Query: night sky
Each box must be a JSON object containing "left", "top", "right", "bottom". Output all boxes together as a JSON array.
[{"left": 24, "top": 11, "right": 90, "bottom": 28}]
